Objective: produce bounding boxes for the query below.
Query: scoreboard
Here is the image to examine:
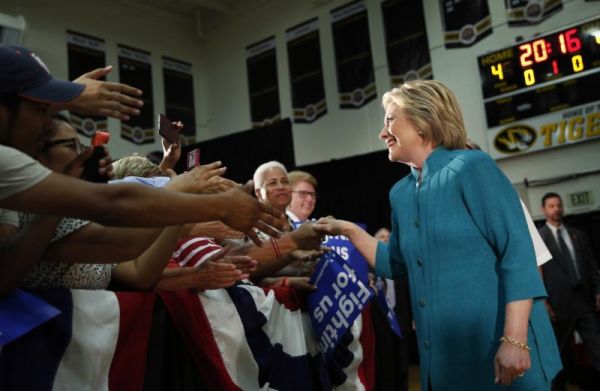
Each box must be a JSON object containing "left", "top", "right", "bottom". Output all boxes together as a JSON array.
[{"left": 477, "top": 16, "right": 600, "bottom": 158}]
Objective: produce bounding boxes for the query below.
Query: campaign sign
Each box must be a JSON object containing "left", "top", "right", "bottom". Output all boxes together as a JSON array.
[
  {"left": 0, "top": 289, "right": 61, "bottom": 346},
  {"left": 307, "top": 251, "right": 373, "bottom": 358},
  {"left": 374, "top": 277, "right": 402, "bottom": 338},
  {"left": 322, "top": 229, "right": 369, "bottom": 285}
]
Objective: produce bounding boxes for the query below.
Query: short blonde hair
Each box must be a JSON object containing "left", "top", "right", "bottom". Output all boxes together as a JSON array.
[
  {"left": 253, "top": 161, "right": 288, "bottom": 189},
  {"left": 382, "top": 80, "right": 466, "bottom": 150},
  {"left": 112, "top": 154, "right": 164, "bottom": 179},
  {"left": 288, "top": 170, "right": 317, "bottom": 189}
]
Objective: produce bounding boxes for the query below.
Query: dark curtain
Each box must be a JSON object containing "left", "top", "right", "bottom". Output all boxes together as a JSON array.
[
  {"left": 299, "top": 150, "right": 410, "bottom": 234},
  {"left": 173, "top": 119, "right": 295, "bottom": 183}
]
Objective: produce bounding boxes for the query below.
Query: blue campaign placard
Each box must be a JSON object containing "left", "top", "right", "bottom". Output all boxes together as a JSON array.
[
  {"left": 0, "top": 289, "right": 61, "bottom": 346},
  {"left": 374, "top": 278, "right": 402, "bottom": 338},
  {"left": 307, "top": 251, "right": 373, "bottom": 358}
]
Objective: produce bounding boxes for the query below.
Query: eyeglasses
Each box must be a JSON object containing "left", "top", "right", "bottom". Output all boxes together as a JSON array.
[
  {"left": 292, "top": 190, "right": 317, "bottom": 199},
  {"left": 41, "top": 137, "right": 86, "bottom": 154}
]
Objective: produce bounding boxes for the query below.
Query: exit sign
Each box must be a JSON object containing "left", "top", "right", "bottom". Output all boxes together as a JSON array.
[{"left": 567, "top": 190, "right": 595, "bottom": 208}]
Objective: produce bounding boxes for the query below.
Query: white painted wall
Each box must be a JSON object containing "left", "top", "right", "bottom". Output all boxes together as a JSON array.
[
  {"left": 0, "top": 0, "right": 210, "bottom": 159},
  {"left": 2, "top": 0, "right": 599, "bottom": 218}
]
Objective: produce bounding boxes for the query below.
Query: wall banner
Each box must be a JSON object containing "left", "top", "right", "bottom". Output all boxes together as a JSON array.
[
  {"left": 117, "top": 45, "right": 155, "bottom": 145},
  {"left": 381, "top": 0, "right": 432, "bottom": 86},
  {"left": 246, "top": 36, "right": 281, "bottom": 128},
  {"left": 67, "top": 30, "right": 107, "bottom": 138},
  {"left": 162, "top": 56, "right": 196, "bottom": 146},
  {"left": 440, "top": 0, "right": 493, "bottom": 48},
  {"left": 486, "top": 101, "right": 600, "bottom": 159},
  {"left": 331, "top": 1, "right": 376, "bottom": 109},
  {"left": 286, "top": 18, "right": 327, "bottom": 124},
  {"left": 505, "top": 0, "right": 563, "bottom": 26}
]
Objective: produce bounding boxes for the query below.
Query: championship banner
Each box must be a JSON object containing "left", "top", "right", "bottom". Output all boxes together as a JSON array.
[
  {"left": 246, "top": 37, "right": 281, "bottom": 128},
  {"left": 307, "top": 251, "right": 373, "bottom": 358},
  {"left": 286, "top": 18, "right": 327, "bottom": 124},
  {"left": 505, "top": 0, "right": 563, "bottom": 26},
  {"left": 331, "top": 1, "right": 376, "bottom": 108},
  {"left": 67, "top": 31, "right": 107, "bottom": 138},
  {"left": 162, "top": 56, "right": 196, "bottom": 146},
  {"left": 381, "top": 0, "right": 432, "bottom": 86},
  {"left": 486, "top": 101, "right": 600, "bottom": 159},
  {"left": 440, "top": 0, "right": 492, "bottom": 48},
  {"left": 118, "top": 45, "right": 155, "bottom": 144}
]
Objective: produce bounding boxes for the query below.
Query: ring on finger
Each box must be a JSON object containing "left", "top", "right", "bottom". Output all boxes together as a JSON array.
[{"left": 517, "top": 372, "right": 525, "bottom": 378}]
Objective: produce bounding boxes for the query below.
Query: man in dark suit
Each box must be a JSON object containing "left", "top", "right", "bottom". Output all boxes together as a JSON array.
[{"left": 538, "top": 192, "right": 600, "bottom": 390}]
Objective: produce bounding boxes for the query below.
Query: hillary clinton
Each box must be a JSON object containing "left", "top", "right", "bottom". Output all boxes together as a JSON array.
[{"left": 314, "top": 80, "right": 561, "bottom": 391}]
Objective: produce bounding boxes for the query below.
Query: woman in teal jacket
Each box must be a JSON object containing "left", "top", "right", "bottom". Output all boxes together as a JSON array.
[{"left": 314, "top": 80, "right": 561, "bottom": 390}]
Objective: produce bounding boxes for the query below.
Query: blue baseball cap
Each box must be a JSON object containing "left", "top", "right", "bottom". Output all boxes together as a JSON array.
[{"left": 0, "top": 45, "right": 84, "bottom": 103}]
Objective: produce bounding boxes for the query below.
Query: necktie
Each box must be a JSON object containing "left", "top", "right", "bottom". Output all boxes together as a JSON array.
[{"left": 556, "top": 228, "right": 581, "bottom": 285}]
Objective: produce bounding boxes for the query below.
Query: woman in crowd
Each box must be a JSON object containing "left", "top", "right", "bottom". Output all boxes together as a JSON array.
[
  {"left": 314, "top": 80, "right": 561, "bottom": 390},
  {"left": 249, "top": 161, "right": 323, "bottom": 287},
  {"left": 286, "top": 170, "right": 318, "bottom": 223}
]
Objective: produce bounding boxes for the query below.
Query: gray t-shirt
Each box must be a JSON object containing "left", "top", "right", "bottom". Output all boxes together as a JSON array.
[{"left": 0, "top": 145, "right": 51, "bottom": 201}]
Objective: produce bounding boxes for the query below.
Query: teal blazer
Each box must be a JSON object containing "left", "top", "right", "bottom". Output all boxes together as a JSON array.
[{"left": 375, "top": 147, "right": 561, "bottom": 390}]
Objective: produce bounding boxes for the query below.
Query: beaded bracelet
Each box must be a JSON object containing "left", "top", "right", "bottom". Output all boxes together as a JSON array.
[{"left": 500, "top": 336, "right": 531, "bottom": 351}]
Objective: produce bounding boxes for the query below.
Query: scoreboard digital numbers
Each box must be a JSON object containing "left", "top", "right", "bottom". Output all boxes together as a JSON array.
[{"left": 477, "top": 16, "right": 600, "bottom": 159}]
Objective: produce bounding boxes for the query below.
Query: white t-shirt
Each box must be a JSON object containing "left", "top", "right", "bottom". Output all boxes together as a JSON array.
[
  {"left": 0, "top": 145, "right": 51, "bottom": 201},
  {"left": 520, "top": 200, "right": 552, "bottom": 266}
]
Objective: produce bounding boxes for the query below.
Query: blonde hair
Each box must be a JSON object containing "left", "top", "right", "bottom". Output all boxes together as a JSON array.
[
  {"left": 253, "top": 161, "right": 288, "bottom": 189},
  {"left": 112, "top": 154, "right": 164, "bottom": 179},
  {"left": 288, "top": 170, "right": 317, "bottom": 189},
  {"left": 382, "top": 80, "right": 466, "bottom": 149}
]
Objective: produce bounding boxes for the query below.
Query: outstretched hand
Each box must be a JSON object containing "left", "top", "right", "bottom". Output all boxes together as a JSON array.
[
  {"left": 219, "top": 181, "right": 286, "bottom": 246},
  {"left": 313, "top": 216, "right": 349, "bottom": 236},
  {"left": 166, "top": 161, "right": 228, "bottom": 194},
  {"left": 60, "top": 66, "right": 144, "bottom": 120},
  {"left": 290, "top": 222, "right": 323, "bottom": 251}
]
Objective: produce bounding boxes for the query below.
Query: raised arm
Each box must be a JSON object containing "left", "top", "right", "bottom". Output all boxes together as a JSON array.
[
  {"left": 110, "top": 225, "right": 185, "bottom": 290},
  {"left": 1, "top": 173, "right": 285, "bottom": 244}
]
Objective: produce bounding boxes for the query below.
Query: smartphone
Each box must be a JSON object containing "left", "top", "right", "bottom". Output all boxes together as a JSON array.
[
  {"left": 187, "top": 148, "right": 201, "bottom": 170},
  {"left": 158, "top": 113, "right": 180, "bottom": 144},
  {"left": 83, "top": 131, "right": 111, "bottom": 183}
]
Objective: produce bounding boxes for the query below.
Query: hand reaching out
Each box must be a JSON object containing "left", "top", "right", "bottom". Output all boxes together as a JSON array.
[
  {"left": 219, "top": 181, "right": 285, "bottom": 245},
  {"left": 313, "top": 216, "right": 350, "bottom": 236},
  {"left": 62, "top": 66, "right": 144, "bottom": 120},
  {"left": 166, "top": 161, "right": 228, "bottom": 193},
  {"left": 290, "top": 222, "right": 323, "bottom": 251}
]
